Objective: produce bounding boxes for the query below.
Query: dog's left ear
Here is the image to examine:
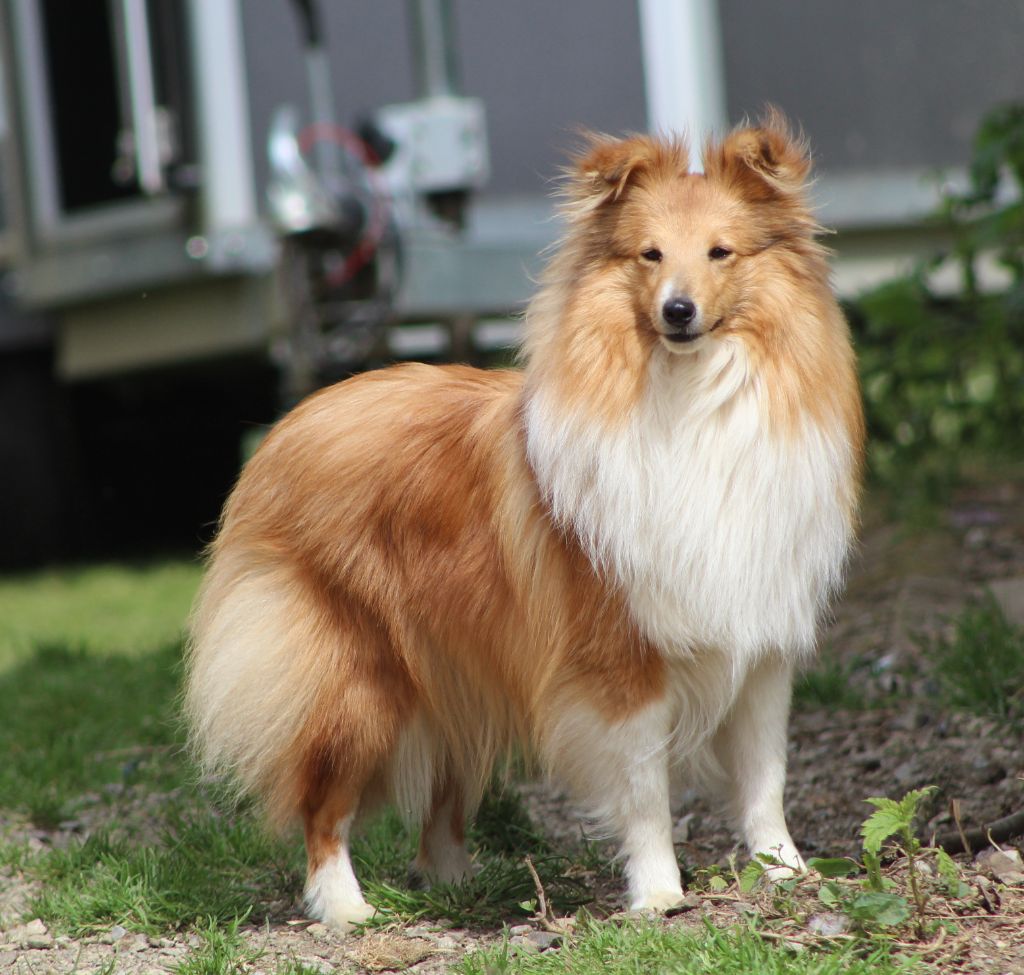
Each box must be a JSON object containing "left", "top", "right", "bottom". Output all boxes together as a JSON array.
[{"left": 705, "top": 108, "right": 811, "bottom": 202}]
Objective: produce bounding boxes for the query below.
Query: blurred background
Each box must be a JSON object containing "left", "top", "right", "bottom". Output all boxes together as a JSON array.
[{"left": 0, "top": 0, "right": 1022, "bottom": 567}]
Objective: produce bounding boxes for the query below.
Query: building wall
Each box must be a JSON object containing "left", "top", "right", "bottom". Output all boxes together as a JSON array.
[
  {"left": 719, "top": 0, "right": 1024, "bottom": 173},
  {"left": 235, "top": 1, "right": 1024, "bottom": 200}
]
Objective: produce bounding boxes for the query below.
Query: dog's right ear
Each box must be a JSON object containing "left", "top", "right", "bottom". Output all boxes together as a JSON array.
[{"left": 566, "top": 134, "right": 686, "bottom": 208}]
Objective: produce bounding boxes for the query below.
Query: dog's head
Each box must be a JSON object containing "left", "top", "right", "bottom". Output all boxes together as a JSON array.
[{"left": 566, "top": 110, "right": 821, "bottom": 356}]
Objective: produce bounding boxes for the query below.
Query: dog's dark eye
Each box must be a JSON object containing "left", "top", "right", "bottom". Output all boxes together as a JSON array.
[
  {"left": 708, "top": 246, "right": 732, "bottom": 260},
  {"left": 641, "top": 248, "right": 662, "bottom": 263}
]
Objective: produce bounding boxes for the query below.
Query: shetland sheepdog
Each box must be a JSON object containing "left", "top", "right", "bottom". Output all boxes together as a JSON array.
[{"left": 185, "top": 110, "right": 864, "bottom": 930}]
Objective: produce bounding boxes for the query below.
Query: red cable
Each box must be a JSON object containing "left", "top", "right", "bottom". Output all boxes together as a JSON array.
[{"left": 296, "top": 123, "right": 390, "bottom": 288}]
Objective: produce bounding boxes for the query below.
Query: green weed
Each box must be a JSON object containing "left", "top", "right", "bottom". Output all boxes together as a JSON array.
[
  {"left": 174, "top": 916, "right": 262, "bottom": 975},
  {"left": 735, "top": 787, "right": 971, "bottom": 943},
  {"left": 794, "top": 655, "right": 869, "bottom": 709},
  {"left": 931, "top": 594, "right": 1024, "bottom": 720}
]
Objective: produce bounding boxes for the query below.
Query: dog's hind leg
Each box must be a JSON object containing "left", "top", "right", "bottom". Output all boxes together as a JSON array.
[
  {"left": 299, "top": 610, "right": 415, "bottom": 930},
  {"left": 713, "top": 653, "right": 804, "bottom": 876},
  {"left": 302, "top": 772, "right": 377, "bottom": 932},
  {"left": 411, "top": 774, "right": 475, "bottom": 886}
]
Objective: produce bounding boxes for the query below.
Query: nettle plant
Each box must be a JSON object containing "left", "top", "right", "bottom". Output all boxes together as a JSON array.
[{"left": 736, "top": 787, "right": 969, "bottom": 939}]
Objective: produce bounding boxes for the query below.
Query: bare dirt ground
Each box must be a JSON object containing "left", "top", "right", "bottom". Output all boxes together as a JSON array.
[{"left": 2, "top": 480, "right": 1023, "bottom": 973}]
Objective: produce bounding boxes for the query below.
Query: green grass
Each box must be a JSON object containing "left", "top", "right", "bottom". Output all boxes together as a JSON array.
[
  {"left": 932, "top": 594, "right": 1024, "bottom": 720},
  {"left": 0, "top": 559, "right": 201, "bottom": 666},
  {"left": 458, "top": 917, "right": 917, "bottom": 975},
  {"left": 350, "top": 791, "right": 590, "bottom": 929},
  {"left": 29, "top": 812, "right": 304, "bottom": 935},
  {"left": 794, "top": 653, "right": 869, "bottom": 710},
  {"left": 173, "top": 916, "right": 262, "bottom": 975},
  {"left": 0, "top": 641, "right": 186, "bottom": 827}
]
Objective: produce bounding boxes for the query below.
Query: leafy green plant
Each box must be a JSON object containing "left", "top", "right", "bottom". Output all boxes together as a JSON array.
[
  {"left": 731, "top": 787, "right": 972, "bottom": 941},
  {"left": 860, "top": 788, "right": 935, "bottom": 933},
  {"left": 850, "top": 101, "right": 1024, "bottom": 509},
  {"left": 940, "top": 103, "right": 1024, "bottom": 294}
]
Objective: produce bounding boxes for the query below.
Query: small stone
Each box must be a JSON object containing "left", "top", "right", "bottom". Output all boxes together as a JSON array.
[
  {"left": 433, "top": 935, "right": 459, "bottom": 950},
  {"left": 100, "top": 924, "right": 128, "bottom": 945},
  {"left": 976, "top": 848, "right": 1024, "bottom": 885},
  {"left": 305, "top": 922, "right": 331, "bottom": 940},
  {"left": 526, "top": 930, "right": 562, "bottom": 951},
  {"left": 892, "top": 760, "right": 919, "bottom": 785},
  {"left": 16, "top": 919, "right": 53, "bottom": 949},
  {"left": 807, "top": 913, "right": 850, "bottom": 937},
  {"left": 510, "top": 934, "right": 540, "bottom": 953},
  {"left": 988, "top": 577, "right": 1024, "bottom": 627},
  {"left": 672, "top": 813, "right": 696, "bottom": 844},
  {"left": 666, "top": 892, "right": 702, "bottom": 914},
  {"left": 507, "top": 924, "right": 533, "bottom": 936},
  {"left": 404, "top": 925, "right": 437, "bottom": 938}
]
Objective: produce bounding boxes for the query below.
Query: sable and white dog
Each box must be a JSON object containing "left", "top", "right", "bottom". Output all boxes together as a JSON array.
[{"left": 185, "top": 111, "right": 864, "bottom": 930}]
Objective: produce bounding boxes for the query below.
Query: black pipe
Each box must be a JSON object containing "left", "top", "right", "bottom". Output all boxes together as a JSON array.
[{"left": 288, "top": 0, "right": 323, "bottom": 49}]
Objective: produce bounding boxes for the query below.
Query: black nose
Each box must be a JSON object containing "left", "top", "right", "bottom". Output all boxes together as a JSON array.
[{"left": 662, "top": 296, "right": 697, "bottom": 327}]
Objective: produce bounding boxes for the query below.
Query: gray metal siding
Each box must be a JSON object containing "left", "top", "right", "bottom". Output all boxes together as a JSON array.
[{"left": 718, "top": 0, "right": 1024, "bottom": 173}]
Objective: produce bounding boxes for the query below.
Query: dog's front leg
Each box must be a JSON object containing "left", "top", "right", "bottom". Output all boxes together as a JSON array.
[
  {"left": 548, "top": 698, "right": 683, "bottom": 910},
  {"left": 713, "top": 653, "right": 804, "bottom": 875}
]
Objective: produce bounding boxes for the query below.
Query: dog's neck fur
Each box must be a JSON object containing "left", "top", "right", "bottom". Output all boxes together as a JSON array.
[{"left": 523, "top": 336, "right": 857, "bottom": 662}]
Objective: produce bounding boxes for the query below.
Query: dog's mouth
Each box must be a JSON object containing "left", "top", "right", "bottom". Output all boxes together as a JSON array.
[
  {"left": 663, "top": 330, "right": 700, "bottom": 344},
  {"left": 662, "top": 318, "right": 725, "bottom": 344}
]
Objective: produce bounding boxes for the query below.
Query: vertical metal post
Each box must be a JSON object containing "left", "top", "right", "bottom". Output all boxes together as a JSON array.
[
  {"left": 288, "top": 0, "right": 340, "bottom": 187},
  {"left": 638, "top": 0, "right": 727, "bottom": 167},
  {"left": 186, "top": 0, "right": 257, "bottom": 234},
  {"left": 408, "top": 0, "right": 459, "bottom": 98}
]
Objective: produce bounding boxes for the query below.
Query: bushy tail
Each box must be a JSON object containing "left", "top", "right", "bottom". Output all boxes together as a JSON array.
[{"left": 183, "top": 549, "right": 331, "bottom": 827}]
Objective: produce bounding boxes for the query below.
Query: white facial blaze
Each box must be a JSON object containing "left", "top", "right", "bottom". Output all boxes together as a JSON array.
[{"left": 525, "top": 337, "right": 854, "bottom": 661}]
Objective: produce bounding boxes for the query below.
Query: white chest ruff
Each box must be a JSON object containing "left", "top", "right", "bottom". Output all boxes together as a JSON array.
[{"left": 526, "top": 345, "right": 854, "bottom": 660}]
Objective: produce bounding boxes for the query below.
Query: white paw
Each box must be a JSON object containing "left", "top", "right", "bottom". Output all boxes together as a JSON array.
[
  {"left": 630, "top": 888, "right": 687, "bottom": 912},
  {"left": 316, "top": 899, "right": 377, "bottom": 935}
]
